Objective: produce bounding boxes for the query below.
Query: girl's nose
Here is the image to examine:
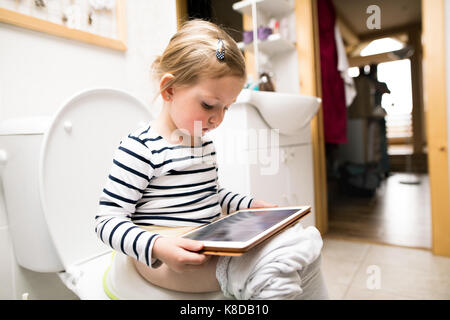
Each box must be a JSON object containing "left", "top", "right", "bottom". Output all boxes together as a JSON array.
[
  {"left": 208, "top": 116, "right": 218, "bottom": 127},
  {"left": 209, "top": 110, "right": 224, "bottom": 126}
]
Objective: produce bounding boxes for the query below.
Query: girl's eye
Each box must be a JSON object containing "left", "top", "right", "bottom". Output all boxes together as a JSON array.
[{"left": 202, "top": 102, "right": 214, "bottom": 110}]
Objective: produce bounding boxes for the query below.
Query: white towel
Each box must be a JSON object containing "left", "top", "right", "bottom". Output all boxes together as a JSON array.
[{"left": 216, "top": 223, "right": 323, "bottom": 300}]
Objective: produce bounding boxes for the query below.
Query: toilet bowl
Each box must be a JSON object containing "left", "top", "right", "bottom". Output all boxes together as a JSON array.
[{"left": 0, "top": 88, "right": 226, "bottom": 300}]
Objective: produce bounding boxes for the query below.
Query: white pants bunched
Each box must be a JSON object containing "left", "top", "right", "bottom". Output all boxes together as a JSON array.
[{"left": 215, "top": 223, "right": 329, "bottom": 300}]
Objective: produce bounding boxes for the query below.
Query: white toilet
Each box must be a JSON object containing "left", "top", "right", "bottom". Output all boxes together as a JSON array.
[{"left": 0, "top": 88, "right": 226, "bottom": 300}]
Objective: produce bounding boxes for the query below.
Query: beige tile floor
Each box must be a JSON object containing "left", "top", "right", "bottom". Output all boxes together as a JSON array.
[{"left": 320, "top": 237, "right": 450, "bottom": 300}]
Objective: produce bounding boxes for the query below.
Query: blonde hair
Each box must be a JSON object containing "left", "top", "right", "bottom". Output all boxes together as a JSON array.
[{"left": 151, "top": 19, "right": 246, "bottom": 98}]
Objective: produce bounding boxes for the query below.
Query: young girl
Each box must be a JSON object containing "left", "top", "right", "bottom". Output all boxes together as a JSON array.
[{"left": 95, "top": 19, "right": 327, "bottom": 298}]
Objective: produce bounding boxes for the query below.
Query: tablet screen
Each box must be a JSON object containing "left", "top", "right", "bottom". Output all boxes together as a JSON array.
[{"left": 183, "top": 208, "right": 302, "bottom": 242}]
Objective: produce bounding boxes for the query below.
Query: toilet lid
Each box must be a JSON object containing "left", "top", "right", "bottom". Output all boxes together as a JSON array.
[{"left": 39, "top": 88, "right": 153, "bottom": 269}]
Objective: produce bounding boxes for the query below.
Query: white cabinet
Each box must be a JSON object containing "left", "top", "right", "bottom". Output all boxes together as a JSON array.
[
  {"left": 247, "top": 144, "right": 315, "bottom": 227},
  {"left": 285, "top": 144, "right": 315, "bottom": 227}
]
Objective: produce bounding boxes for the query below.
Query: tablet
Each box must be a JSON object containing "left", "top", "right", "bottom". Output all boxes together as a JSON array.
[{"left": 182, "top": 206, "right": 311, "bottom": 255}]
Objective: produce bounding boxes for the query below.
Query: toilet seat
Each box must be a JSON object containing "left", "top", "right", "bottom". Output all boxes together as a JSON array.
[
  {"left": 58, "top": 251, "right": 113, "bottom": 300},
  {"left": 103, "top": 252, "right": 227, "bottom": 300},
  {"left": 58, "top": 249, "right": 227, "bottom": 300}
]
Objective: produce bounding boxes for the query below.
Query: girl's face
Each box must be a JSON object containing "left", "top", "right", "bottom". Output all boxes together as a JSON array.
[{"left": 163, "top": 75, "right": 245, "bottom": 137}]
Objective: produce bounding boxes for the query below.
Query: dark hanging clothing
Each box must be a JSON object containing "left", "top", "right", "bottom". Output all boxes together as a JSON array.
[{"left": 317, "top": 0, "right": 347, "bottom": 144}]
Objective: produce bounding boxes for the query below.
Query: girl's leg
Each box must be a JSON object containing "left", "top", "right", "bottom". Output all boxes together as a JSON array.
[{"left": 133, "top": 256, "right": 221, "bottom": 293}]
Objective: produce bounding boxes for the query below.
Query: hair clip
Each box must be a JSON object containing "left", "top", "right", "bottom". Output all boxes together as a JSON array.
[{"left": 216, "top": 39, "right": 225, "bottom": 61}]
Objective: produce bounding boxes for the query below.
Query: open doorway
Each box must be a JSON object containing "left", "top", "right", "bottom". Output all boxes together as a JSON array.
[{"left": 325, "top": 0, "right": 431, "bottom": 249}]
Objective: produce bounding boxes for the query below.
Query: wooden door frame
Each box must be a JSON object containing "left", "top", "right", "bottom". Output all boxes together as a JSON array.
[
  {"left": 176, "top": 0, "right": 188, "bottom": 29},
  {"left": 422, "top": 0, "right": 450, "bottom": 256},
  {"left": 295, "top": 0, "right": 328, "bottom": 234}
]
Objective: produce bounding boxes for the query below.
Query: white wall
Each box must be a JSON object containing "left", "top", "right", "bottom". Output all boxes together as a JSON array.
[{"left": 0, "top": 0, "right": 177, "bottom": 299}]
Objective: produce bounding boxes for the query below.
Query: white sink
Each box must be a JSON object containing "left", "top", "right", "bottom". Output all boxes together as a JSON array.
[{"left": 234, "top": 89, "right": 321, "bottom": 135}]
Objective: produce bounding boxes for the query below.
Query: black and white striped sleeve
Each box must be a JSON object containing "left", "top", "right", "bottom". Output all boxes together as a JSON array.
[
  {"left": 217, "top": 183, "right": 254, "bottom": 215},
  {"left": 94, "top": 135, "right": 161, "bottom": 268}
]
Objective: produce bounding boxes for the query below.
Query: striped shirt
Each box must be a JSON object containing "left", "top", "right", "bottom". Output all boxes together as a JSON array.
[{"left": 94, "top": 124, "right": 253, "bottom": 268}]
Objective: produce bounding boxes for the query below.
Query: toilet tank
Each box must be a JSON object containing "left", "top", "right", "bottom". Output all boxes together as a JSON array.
[{"left": 0, "top": 117, "right": 64, "bottom": 272}]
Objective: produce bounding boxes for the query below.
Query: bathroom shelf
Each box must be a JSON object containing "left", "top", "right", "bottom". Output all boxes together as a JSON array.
[
  {"left": 238, "top": 33, "right": 296, "bottom": 56},
  {"left": 232, "top": 0, "right": 294, "bottom": 18}
]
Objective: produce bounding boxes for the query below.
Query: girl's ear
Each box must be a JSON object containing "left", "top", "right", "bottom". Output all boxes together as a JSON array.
[{"left": 159, "top": 73, "right": 175, "bottom": 101}]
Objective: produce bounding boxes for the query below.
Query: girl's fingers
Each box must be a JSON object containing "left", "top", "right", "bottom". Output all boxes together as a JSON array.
[
  {"left": 173, "top": 239, "right": 208, "bottom": 265},
  {"left": 181, "top": 250, "right": 208, "bottom": 265},
  {"left": 177, "top": 238, "right": 204, "bottom": 252},
  {"left": 251, "top": 199, "right": 278, "bottom": 208}
]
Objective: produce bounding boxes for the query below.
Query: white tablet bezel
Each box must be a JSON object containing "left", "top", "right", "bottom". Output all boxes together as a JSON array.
[{"left": 182, "top": 206, "right": 311, "bottom": 252}]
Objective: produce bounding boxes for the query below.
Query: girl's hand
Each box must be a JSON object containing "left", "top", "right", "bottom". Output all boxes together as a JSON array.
[
  {"left": 251, "top": 199, "right": 278, "bottom": 208},
  {"left": 152, "top": 236, "right": 210, "bottom": 273}
]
